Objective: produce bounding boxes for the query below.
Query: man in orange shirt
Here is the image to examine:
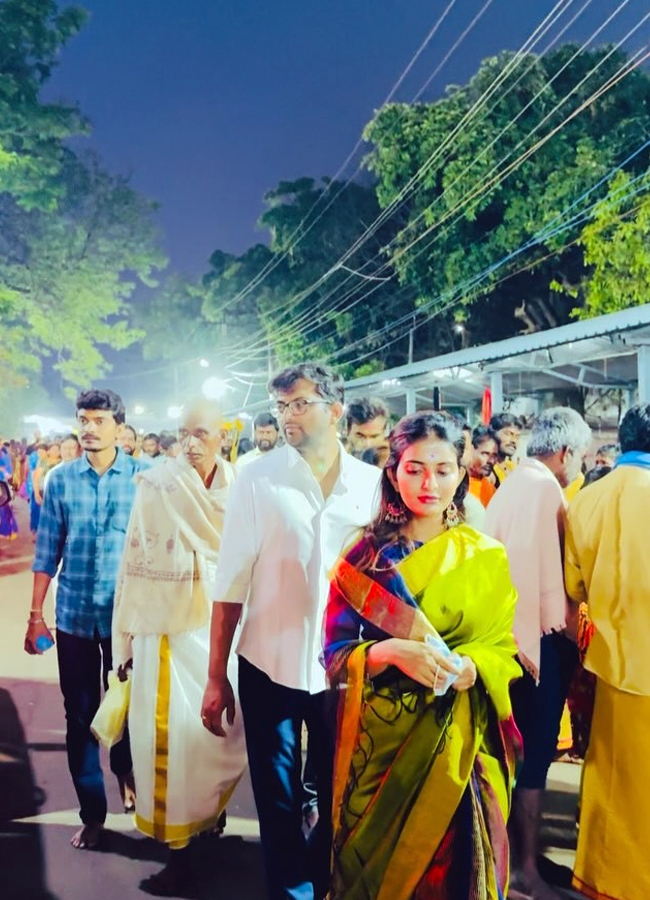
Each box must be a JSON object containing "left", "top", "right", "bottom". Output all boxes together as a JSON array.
[{"left": 467, "top": 426, "right": 499, "bottom": 507}]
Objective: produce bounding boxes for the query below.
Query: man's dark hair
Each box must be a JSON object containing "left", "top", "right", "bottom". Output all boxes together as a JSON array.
[
  {"left": 268, "top": 363, "right": 344, "bottom": 404},
  {"left": 122, "top": 425, "right": 137, "bottom": 440},
  {"left": 618, "top": 404, "right": 650, "bottom": 454},
  {"left": 490, "top": 412, "right": 523, "bottom": 432},
  {"left": 472, "top": 425, "right": 499, "bottom": 449},
  {"left": 143, "top": 432, "right": 160, "bottom": 443},
  {"left": 359, "top": 447, "right": 381, "bottom": 467},
  {"left": 159, "top": 432, "right": 178, "bottom": 451},
  {"left": 237, "top": 437, "right": 254, "bottom": 457},
  {"left": 76, "top": 389, "right": 126, "bottom": 425},
  {"left": 61, "top": 433, "right": 80, "bottom": 445},
  {"left": 595, "top": 442, "right": 619, "bottom": 458},
  {"left": 346, "top": 397, "right": 389, "bottom": 432},
  {"left": 584, "top": 465, "right": 612, "bottom": 487},
  {"left": 254, "top": 412, "right": 279, "bottom": 430}
]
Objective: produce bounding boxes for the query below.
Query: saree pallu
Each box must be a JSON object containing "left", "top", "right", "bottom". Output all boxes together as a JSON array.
[
  {"left": 573, "top": 681, "right": 650, "bottom": 900},
  {"left": 326, "top": 526, "right": 521, "bottom": 900},
  {"left": 130, "top": 626, "right": 247, "bottom": 845}
]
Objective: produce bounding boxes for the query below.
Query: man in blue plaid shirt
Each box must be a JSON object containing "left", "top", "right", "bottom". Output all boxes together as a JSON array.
[{"left": 26, "top": 388, "right": 147, "bottom": 851}]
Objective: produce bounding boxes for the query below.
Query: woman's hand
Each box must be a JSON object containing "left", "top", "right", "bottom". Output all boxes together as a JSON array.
[
  {"left": 452, "top": 656, "right": 477, "bottom": 692},
  {"left": 367, "top": 638, "right": 461, "bottom": 690}
]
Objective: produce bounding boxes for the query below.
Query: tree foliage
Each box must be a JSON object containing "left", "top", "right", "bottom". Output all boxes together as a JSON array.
[
  {"left": 363, "top": 45, "right": 650, "bottom": 342},
  {"left": 141, "top": 178, "right": 418, "bottom": 377},
  {"left": 0, "top": 0, "right": 166, "bottom": 400},
  {"left": 552, "top": 168, "right": 650, "bottom": 319}
]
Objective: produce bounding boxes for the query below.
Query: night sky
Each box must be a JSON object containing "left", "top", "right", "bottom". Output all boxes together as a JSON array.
[{"left": 44, "top": 0, "right": 646, "bottom": 278}]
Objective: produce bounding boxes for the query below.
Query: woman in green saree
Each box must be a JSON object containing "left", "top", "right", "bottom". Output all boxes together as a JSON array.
[{"left": 325, "top": 412, "right": 521, "bottom": 900}]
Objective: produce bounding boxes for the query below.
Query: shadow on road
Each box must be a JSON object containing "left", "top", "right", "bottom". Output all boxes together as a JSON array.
[
  {"left": 0, "top": 687, "right": 60, "bottom": 900},
  {"left": 92, "top": 831, "right": 266, "bottom": 898}
]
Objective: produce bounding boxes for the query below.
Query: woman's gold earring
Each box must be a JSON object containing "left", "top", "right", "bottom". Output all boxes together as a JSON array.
[{"left": 444, "top": 501, "right": 460, "bottom": 528}]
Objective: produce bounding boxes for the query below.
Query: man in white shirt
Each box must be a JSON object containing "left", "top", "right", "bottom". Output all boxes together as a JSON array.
[
  {"left": 236, "top": 411, "right": 280, "bottom": 468},
  {"left": 201, "top": 363, "right": 380, "bottom": 900}
]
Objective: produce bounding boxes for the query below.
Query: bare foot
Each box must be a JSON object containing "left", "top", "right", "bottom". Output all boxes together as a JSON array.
[
  {"left": 117, "top": 771, "right": 136, "bottom": 813},
  {"left": 71, "top": 823, "right": 102, "bottom": 850}
]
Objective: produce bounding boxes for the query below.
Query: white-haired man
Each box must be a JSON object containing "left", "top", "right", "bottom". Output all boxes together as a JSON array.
[
  {"left": 112, "top": 399, "right": 247, "bottom": 895},
  {"left": 485, "top": 406, "right": 592, "bottom": 900}
]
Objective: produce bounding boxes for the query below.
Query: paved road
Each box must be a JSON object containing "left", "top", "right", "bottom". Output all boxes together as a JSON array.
[{"left": 1, "top": 497, "right": 582, "bottom": 899}]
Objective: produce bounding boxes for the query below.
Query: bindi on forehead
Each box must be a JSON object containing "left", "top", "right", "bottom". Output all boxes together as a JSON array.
[{"left": 402, "top": 438, "right": 457, "bottom": 465}]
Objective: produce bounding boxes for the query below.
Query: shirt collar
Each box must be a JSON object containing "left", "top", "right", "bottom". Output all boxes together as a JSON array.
[
  {"left": 79, "top": 447, "right": 125, "bottom": 474},
  {"left": 285, "top": 441, "right": 353, "bottom": 494}
]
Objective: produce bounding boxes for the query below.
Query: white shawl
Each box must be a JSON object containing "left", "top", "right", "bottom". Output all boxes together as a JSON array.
[{"left": 112, "top": 454, "right": 235, "bottom": 666}]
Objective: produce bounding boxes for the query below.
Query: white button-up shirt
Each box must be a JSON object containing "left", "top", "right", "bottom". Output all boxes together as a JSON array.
[{"left": 213, "top": 442, "right": 381, "bottom": 693}]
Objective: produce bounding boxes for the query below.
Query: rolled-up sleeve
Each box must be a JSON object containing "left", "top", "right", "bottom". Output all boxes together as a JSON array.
[
  {"left": 32, "top": 476, "right": 66, "bottom": 577},
  {"left": 213, "top": 472, "right": 258, "bottom": 604}
]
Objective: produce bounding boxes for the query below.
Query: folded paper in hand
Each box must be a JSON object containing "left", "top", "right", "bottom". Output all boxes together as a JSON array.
[{"left": 425, "top": 633, "right": 463, "bottom": 696}]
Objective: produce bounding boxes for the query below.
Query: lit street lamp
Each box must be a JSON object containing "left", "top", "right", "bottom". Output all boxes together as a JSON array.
[{"left": 201, "top": 377, "right": 231, "bottom": 400}]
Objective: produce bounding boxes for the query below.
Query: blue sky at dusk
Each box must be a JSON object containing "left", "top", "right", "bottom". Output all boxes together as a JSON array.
[{"left": 45, "top": 0, "right": 646, "bottom": 276}]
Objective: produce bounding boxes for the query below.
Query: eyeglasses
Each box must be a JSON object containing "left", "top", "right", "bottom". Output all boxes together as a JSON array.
[{"left": 271, "top": 398, "right": 330, "bottom": 417}]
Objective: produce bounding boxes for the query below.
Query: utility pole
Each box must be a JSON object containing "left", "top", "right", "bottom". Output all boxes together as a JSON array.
[{"left": 408, "top": 314, "right": 416, "bottom": 364}]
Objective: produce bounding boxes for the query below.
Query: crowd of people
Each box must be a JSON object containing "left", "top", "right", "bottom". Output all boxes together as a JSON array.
[{"left": 3, "top": 363, "right": 646, "bottom": 900}]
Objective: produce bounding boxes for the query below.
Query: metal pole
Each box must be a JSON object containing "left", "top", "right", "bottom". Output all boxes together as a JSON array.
[
  {"left": 406, "top": 388, "right": 416, "bottom": 415},
  {"left": 637, "top": 345, "right": 650, "bottom": 403},
  {"left": 490, "top": 372, "right": 504, "bottom": 414}
]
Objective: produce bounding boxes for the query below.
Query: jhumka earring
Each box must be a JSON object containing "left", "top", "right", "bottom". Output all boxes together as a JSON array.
[
  {"left": 444, "top": 501, "right": 461, "bottom": 528},
  {"left": 385, "top": 498, "right": 409, "bottom": 524}
]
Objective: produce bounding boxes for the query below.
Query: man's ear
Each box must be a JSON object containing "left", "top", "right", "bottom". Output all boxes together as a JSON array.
[
  {"left": 330, "top": 401, "right": 344, "bottom": 426},
  {"left": 116, "top": 424, "right": 126, "bottom": 440}
]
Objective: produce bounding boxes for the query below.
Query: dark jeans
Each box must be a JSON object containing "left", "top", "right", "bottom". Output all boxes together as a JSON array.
[
  {"left": 511, "top": 632, "right": 578, "bottom": 790},
  {"left": 238, "top": 656, "right": 334, "bottom": 900},
  {"left": 56, "top": 629, "right": 133, "bottom": 824}
]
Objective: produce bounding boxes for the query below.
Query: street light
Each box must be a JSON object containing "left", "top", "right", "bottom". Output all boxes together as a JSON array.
[
  {"left": 167, "top": 405, "right": 183, "bottom": 420},
  {"left": 199, "top": 358, "right": 210, "bottom": 368},
  {"left": 202, "top": 377, "right": 230, "bottom": 400},
  {"left": 133, "top": 404, "right": 145, "bottom": 416}
]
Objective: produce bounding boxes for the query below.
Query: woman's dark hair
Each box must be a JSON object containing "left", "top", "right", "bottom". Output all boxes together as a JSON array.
[{"left": 359, "top": 411, "right": 468, "bottom": 571}]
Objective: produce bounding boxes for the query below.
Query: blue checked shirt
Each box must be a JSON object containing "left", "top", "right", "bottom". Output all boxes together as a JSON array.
[{"left": 33, "top": 449, "right": 146, "bottom": 639}]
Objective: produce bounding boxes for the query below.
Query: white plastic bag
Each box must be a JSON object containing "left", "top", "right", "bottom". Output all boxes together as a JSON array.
[{"left": 90, "top": 671, "right": 131, "bottom": 749}]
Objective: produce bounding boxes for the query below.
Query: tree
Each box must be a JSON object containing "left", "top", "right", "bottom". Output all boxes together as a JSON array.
[
  {"left": 0, "top": 151, "right": 166, "bottom": 391},
  {"left": 0, "top": 0, "right": 88, "bottom": 210},
  {"left": 0, "top": 0, "right": 167, "bottom": 397},
  {"left": 199, "top": 178, "right": 417, "bottom": 376},
  {"left": 551, "top": 168, "right": 650, "bottom": 318},
  {"left": 363, "top": 46, "right": 650, "bottom": 343}
]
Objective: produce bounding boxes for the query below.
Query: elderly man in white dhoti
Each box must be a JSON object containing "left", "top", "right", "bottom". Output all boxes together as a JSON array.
[{"left": 112, "top": 399, "right": 246, "bottom": 896}]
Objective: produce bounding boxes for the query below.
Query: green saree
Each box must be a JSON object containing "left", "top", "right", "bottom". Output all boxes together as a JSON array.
[{"left": 325, "top": 525, "right": 521, "bottom": 900}]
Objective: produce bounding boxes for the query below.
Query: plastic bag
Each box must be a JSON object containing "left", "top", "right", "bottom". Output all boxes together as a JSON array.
[{"left": 90, "top": 670, "right": 131, "bottom": 749}]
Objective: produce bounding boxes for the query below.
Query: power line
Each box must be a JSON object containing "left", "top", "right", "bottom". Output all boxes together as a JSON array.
[
  {"left": 220, "top": 0, "right": 584, "bottom": 361},
  {"left": 233, "top": 9, "right": 646, "bottom": 363}
]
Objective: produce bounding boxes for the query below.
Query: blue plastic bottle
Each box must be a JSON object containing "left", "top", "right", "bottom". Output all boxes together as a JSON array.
[{"left": 35, "top": 634, "right": 54, "bottom": 653}]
